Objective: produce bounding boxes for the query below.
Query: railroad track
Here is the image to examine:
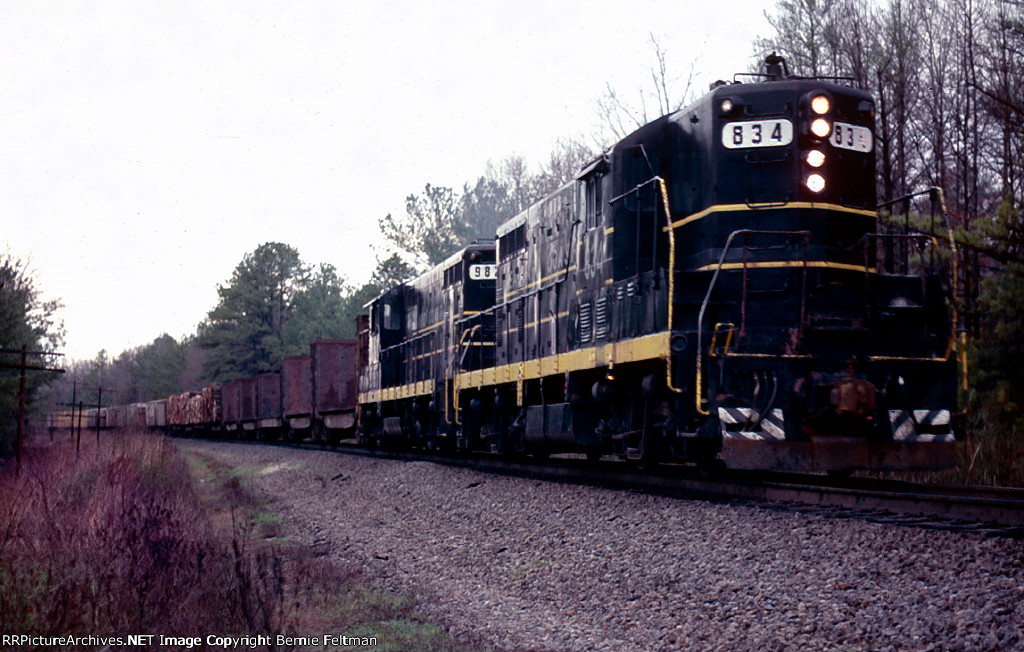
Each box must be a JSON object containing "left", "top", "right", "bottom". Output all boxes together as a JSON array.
[{"left": 178, "top": 435, "right": 1024, "bottom": 538}]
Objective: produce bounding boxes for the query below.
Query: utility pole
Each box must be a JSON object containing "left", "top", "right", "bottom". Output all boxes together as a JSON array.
[
  {"left": 83, "top": 384, "right": 115, "bottom": 450},
  {"left": 17, "top": 347, "right": 26, "bottom": 474},
  {"left": 96, "top": 386, "right": 104, "bottom": 445},
  {"left": 77, "top": 400, "right": 84, "bottom": 459},
  {"left": 0, "top": 347, "right": 64, "bottom": 475},
  {"left": 72, "top": 379, "right": 78, "bottom": 455},
  {"left": 57, "top": 380, "right": 83, "bottom": 459}
]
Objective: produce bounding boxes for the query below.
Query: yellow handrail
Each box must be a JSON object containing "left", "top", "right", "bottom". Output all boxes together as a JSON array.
[{"left": 657, "top": 178, "right": 684, "bottom": 395}]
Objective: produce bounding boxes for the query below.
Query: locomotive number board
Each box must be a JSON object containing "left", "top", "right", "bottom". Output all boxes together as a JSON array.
[
  {"left": 721, "top": 119, "right": 794, "bottom": 149},
  {"left": 468, "top": 264, "right": 497, "bottom": 280},
  {"left": 831, "top": 121, "right": 873, "bottom": 152}
]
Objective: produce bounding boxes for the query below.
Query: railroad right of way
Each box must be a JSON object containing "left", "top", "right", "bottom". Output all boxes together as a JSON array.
[{"left": 176, "top": 438, "right": 1024, "bottom": 652}]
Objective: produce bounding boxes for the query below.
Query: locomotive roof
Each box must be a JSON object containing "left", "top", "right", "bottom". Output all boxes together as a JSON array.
[
  {"left": 363, "top": 240, "right": 496, "bottom": 308},
  {"left": 494, "top": 178, "right": 576, "bottom": 239},
  {"left": 440, "top": 239, "right": 495, "bottom": 269}
]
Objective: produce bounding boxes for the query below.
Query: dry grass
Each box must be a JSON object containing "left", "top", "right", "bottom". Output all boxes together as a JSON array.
[
  {"left": 944, "top": 408, "right": 1024, "bottom": 487},
  {"left": 0, "top": 432, "right": 292, "bottom": 645},
  {"left": 0, "top": 432, "right": 481, "bottom": 651}
]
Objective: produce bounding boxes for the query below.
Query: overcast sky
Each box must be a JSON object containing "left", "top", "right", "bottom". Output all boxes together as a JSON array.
[{"left": 1, "top": 0, "right": 771, "bottom": 361}]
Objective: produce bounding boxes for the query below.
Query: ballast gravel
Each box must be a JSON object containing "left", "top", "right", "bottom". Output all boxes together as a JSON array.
[{"left": 177, "top": 440, "right": 1024, "bottom": 652}]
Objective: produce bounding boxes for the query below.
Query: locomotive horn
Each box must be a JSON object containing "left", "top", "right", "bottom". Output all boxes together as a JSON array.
[{"left": 764, "top": 52, "right": 789, "bottom": 79}]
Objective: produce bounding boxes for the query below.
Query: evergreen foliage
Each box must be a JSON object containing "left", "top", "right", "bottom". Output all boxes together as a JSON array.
[
  {"left": 0, "top": 252, "right": 64, "bottom": 456},
  {"left": 132, "top": 334, "right": 189, "bottom": 401},
  {"left": 198, "top": 242, "right": 310, "bottom": 380},
  {"left": 965, "top": 196, "right": 1024, "bottom": 414},
  {"left": 287, "top": 263, "right": 354, "bottom": 344}
]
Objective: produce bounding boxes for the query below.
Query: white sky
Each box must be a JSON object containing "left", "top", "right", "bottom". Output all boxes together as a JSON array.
[{"left": 1, "top": 0, "right": 771, "bottom": 361}]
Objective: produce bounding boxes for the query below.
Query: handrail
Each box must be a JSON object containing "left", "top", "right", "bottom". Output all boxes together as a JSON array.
[
  {"left": 656, "top": 178, "right": 684, "bottom": 394},
  {"left": 695, "top": 230, "right": 811, "bottom": 416},
  {"left": 450, "top": 325, "right": 480, "bottom": 426}
]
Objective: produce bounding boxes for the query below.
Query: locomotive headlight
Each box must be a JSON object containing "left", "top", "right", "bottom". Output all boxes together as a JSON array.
[
  {"left": 720, "top": 99, "right": 734, "bottom": 113},
  {"left": 806, "top": 150, "right": 826, "bottom": 168},
  {"left": 806, "top": 173, "right": 826, "bottom": 193},
  {"left": 810, "top": 118, "right": 832, "bottom": 139},
  {"left": 811, "top": 94, "right": 831, "bottom": 115}
]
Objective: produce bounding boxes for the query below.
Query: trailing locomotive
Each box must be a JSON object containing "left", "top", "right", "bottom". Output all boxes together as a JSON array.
[
  {"left": 359, "top": 242, "right": 497, "bottom": 450},
  {"left": 358, "top": 54, "right": 958, "bottom": 473}
]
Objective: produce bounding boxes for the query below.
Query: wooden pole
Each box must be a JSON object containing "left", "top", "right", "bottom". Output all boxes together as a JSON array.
[
  {"left": 96, "top": 386, "right": 103, "bottom": 446},
  {"left": 76, "top": 401, "right": 83, "bottom": 460},
  {"left": 0, "top": 347, "right": 64, "bottom": 471},
  {"left": 16, "top": 346, "right": 26, "bottom": 476},
  {"left": 71, "top": 379, "right": 78, "bottom": 452}
]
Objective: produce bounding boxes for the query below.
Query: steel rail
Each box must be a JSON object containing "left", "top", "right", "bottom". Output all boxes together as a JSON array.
[{"left": 171, "top": 435, "right": 1024, "bottom": 536}]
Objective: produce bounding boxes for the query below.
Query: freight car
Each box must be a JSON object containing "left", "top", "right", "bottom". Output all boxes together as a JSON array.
[
  {"left": 282, "top": 355, "right": 314, "bottom": 437},
  {"left": 166, "top": 385, "right": 220, "bottom": 435},
  {"left": 311, "top": 340, "right": 359, "bottom": 443},
  {"left": 111, "top": 339, "right": 361, "bottom": 443},
  {"left": 358, "top": 54, "right": 958, "bottom": 473}
]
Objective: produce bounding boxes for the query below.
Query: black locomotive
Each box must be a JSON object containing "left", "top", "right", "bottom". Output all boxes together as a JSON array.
[{"left": 358, "top": 55, "right": 958, "bottom": 473}]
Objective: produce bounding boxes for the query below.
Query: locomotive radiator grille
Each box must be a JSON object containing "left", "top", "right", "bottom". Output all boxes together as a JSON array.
[
  {"left": 578, "top": 302, "right": 593, "bottom": 344},
  {"left": 594, "top": 298, "right": 609, "bottom": 340}
]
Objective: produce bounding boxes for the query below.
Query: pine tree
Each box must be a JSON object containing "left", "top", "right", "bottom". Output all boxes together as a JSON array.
[{"left": 198, "top": 242, "right": 309, "bottom": 380}]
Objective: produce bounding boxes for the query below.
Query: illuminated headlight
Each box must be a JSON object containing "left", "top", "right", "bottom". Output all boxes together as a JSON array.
[
  {"left": 720, "top": 99, "right": 733, "bottom": 113},
  {"left": 806, "top": 173, "right": 826, "bottom": 193},
  {"left": 810, "top": 118, "right": 831, "bottom": 138},
  {"left": 806, "top": 150, "right": 826, "bottom": 168},
  {"left": 811, "top": 94, "right": 831, "bottom": 115}
]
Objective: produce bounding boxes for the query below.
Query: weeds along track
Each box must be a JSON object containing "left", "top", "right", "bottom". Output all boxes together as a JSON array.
[
  {"left": 0, "top": 434, "right": 480, "bottom": 651},
  {"left": 173, "top": 434, "right": 1024, "bottom": 538},
  {"left": 0, "top": 434, "right": 301, "bottom": 639}
]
